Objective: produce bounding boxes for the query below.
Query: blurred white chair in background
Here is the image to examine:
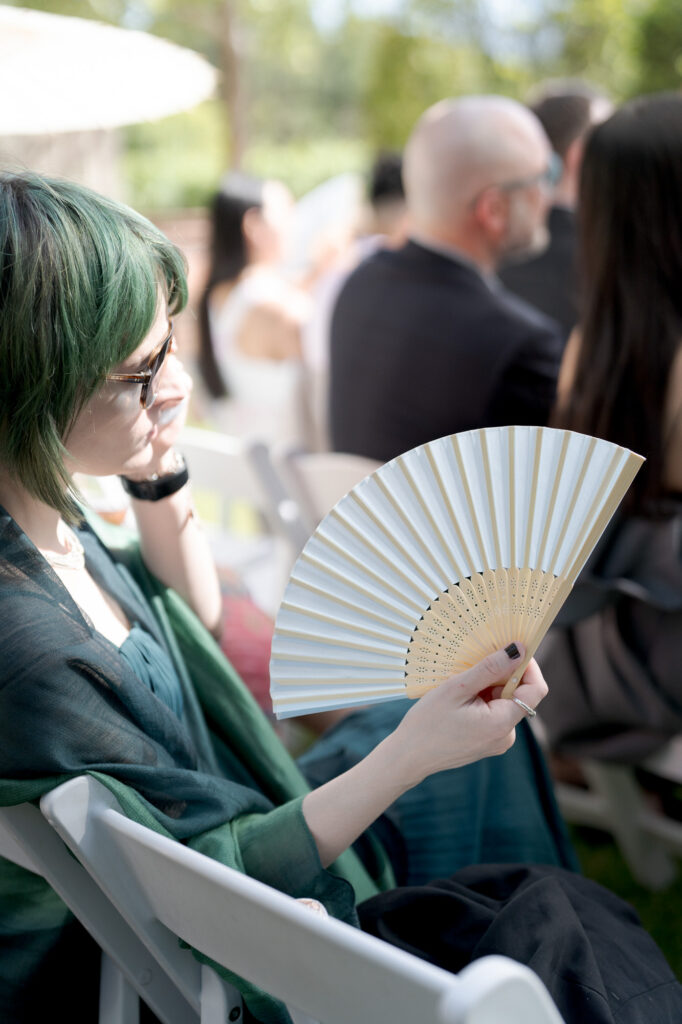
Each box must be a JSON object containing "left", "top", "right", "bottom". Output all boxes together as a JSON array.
[
  {"left": 271, "top": 446, "right": 381, "bottom": 535},
  {"left": 179, "top": 426, "right": 309, "bottom": 614}
]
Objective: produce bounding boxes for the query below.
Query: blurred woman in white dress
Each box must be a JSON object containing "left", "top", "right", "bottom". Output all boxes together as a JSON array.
[{"left": 198, "top": 173, "right": 313, "bottom": 447}]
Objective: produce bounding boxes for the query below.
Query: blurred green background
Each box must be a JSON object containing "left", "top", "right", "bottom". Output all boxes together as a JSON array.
[{"left": 5, "top": 0, "right": 682, "bottom": 206}]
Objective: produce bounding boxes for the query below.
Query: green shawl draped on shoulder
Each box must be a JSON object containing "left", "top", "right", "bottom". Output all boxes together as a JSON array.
[{"left": 0, "top": 508, "right": 389, "bottom": 1024}]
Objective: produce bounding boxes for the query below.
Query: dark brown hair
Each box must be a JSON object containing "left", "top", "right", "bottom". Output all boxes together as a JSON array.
[
  {"left": 197, "top": 173, "right": 264, "bottom": 398},
  {"left": 557, "top": 92, "right": 682, "bottom": 510},
  {"left": 530, "top": 84, "right": 602, "bottom": 157}
]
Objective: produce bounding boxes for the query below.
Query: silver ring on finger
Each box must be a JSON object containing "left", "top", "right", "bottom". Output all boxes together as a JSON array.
[{"left": 512, "top": 695, "right": 537, "bottom": 718}]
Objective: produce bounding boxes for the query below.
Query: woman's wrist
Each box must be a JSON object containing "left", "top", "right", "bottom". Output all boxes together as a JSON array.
[
  {"left": 376, "top": 727, "right": 427, "bottom": 792},
  {"left": 120, "top": 449, "right": 189, "bottom": 502},
  {"left": 122, "top": 447, "right": 184, "bottom": 482}
]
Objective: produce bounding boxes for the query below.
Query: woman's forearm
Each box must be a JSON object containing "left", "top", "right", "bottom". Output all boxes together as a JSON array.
[
  {"left": 302, "top": 731, "right": 415, "bottom": 867},
  {"left": 131, "top": 473, "right": 223, "bottom": 639}
]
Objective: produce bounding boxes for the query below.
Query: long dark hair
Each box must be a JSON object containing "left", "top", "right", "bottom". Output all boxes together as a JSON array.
[
  {"left": 558, "top": 92, "right": 682, "bottom": 510},
  {"left": 198, "top": 173, "right": 264, "bottom": 398}
]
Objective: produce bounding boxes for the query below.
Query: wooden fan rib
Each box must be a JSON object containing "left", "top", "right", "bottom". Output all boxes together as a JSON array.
[
  {"left": 480, "top": 568, "right": 512, "bottom": 650},
  {"left": 544, "top": 434, "right": 597, "bottom": 577},
  {"left": 424, "top": 444, "right": 478, "bottom": 574},
  {"left": 522, "top": 428, "right": 544, "bottom": 570},
  {"left": 273, "top": 629, "right": 407, "bottom": 659},
  {"left": 348, "top": 488, "right": 446, "bottom": 594},
  {"left": 479, "top": 432, "right": 514, "bottom": 650},
  {"left": 314, "top": 529, "right": 432, "bottom": 607},
  {"left": 273, "top": 687, "right": 408, "bottom": 711},
  {"left": 288, "top": 576, "right": 416, "bottom": 631},
  {"left": 500, "top": 450, "right": 643, "bottom": 699},
  {"left": 299, "top": 551, "right": 424, "bottom": 618},
  {"left": 371, "top": 474, "right": 448, "bottom": 588},
  {"left": 554, "top": 446, "right": 626, "bottom": 586},
  {"left": 535, "top": 430, "right": 571, "bottom": 571},
  {"left": 329, "top": 507, "right": 435, "bottom": 598},
  {"left": 509, "top": 426, "right": 516, "bottom": 568},
  {"left": 405, "top": 442, "right": 512, "bottom": 647},
  {"left": 563, "top": 449, "right": 644, "bottom": 586},
  {"left": 395, "top": 455, "right": 462, "bottom": 584},
  {"left": 272, "top": 677, "right": 407, "bottom": 689},
  {"left": 421, "top": 442, "right": 506, "bottom": 635},
  {"left": 408, "top": 580, "right": 497, "bottom": 665},
  {"left": 272, "top": 653, "right": 407, "bottom": 672},
  {"left": 480, "top": 431, "right": 504, "bottom": 570},
  {"left": 450, "top": 434, "right": 489, "bottom": 571},
  {"left": 279, "top": 601, "right": 409, "bottom": 645}
]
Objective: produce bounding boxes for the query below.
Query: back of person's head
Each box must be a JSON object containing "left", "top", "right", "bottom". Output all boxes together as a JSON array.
[
  {"left": 209, "top": 172, "right": 265, "bottom": 284},
  {"left": 403, "top": 95, "right": 551, "bottom": 262},
  {"left": 368, "top": 151, "right": 404, "bottom": 208},
  {"left": 527, "top": 80, "right": 611, "bottom": 158},
  {"left": 198, "top": 172, "right": 265, "bottom": 399},
  {"left": 562, "top": 92, "right": 682, "bottom": 507},
  {"left": 0, "top": 171, "right": 187, "bottom": 520},
  {"left": 366, "top": 150, "right": 406, "bottom": 240}
]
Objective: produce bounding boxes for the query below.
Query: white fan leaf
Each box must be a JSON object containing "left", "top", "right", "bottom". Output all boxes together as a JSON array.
[{"left": 270, "top": 426, "right": 644, "bottom": 718}]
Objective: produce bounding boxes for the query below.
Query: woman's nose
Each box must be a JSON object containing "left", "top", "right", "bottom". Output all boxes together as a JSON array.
[{"left": 158, "top": 352, "right": 193, "bottom": 397}]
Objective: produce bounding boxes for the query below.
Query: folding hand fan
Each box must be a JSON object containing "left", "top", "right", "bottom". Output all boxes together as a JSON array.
[{"left": 270, "top": 426, "right": 644, "bottom": 719}]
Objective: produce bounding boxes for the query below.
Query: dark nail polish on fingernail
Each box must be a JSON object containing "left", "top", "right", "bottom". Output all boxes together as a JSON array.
[{"left": 505, "top": 642, "right": 521, "bottom": 660}]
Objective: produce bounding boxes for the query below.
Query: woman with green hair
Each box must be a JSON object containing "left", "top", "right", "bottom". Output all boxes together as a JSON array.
[{"left": 0, "top": 172, "right": 575, "bottom": 1023}]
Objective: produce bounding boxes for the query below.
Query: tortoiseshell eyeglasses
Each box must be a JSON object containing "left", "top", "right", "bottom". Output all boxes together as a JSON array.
[{"left": 106, "top": 321, "right": 174, "bottom": 410}]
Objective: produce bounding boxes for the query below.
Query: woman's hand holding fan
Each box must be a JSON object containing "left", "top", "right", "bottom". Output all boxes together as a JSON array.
[
  {"left": 302, "top": 643, "right": 548, "bottom": 867},
  {"left": 388, "top": 645, "right": 547, "bottom": 785}
]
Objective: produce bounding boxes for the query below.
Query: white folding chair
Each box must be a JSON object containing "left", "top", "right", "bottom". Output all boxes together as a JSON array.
[
  {"left": 271, "top": 446, "right": 382, "bottom": 535},
  {"left": 0, "top": 800, "right": 198, "bottom": 1024},
  {"left": 42, "top": 775, "right": 566, "bottom": 1024},
  {"left": 179, "top": 426, "right": 309, "bottom": 612}
]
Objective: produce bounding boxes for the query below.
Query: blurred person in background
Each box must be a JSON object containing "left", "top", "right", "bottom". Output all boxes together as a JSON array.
[
  {"left": 330, "top": 95, "right": 563, "bottom": 462},
  {"left": 197, "top": 172, "right": 314, "bottom": 447},
  {"left": 499, "top": 80, "right": 612, "bottom": 342},
  {"left": 538, "top": 92, "right": 682, "bottom": 765},
  {"left": 303, "top": 151, "right": 409, "bottom": 449}
]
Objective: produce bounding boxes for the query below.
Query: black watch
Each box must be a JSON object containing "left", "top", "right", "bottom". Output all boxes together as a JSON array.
[{"left": 120, "top": 453, "right": 189, "bottom": 502}]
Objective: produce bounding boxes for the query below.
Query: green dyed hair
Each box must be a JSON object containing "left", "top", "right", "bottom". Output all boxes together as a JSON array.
[{"left": 0, "top": 172, "right": 188, "bottom": 521}]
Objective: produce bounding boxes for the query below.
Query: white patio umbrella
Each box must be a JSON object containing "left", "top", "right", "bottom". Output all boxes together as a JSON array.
[{"left": 0, "top": 4, "right": 218, "bottom": 135}]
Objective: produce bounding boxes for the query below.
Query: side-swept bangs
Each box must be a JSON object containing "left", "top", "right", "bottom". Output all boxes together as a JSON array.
[{"left": 0, "top": 172, "right": 188, "bottom": 520}]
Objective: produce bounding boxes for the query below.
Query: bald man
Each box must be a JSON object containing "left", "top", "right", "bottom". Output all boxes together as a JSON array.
[
  {"left": 499, "top": 82, "right": 612, "bottom": 339},
  {"left": 329, "top": 95, "right": 563, "bottom": 462}
]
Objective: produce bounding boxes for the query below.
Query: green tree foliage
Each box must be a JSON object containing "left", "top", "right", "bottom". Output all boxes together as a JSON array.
[
  {"left": 6, "top": 0, "right": 680, "bottom": 207},
  {"left": 534, "top": 0, "right": 640, "bottom": 98},
  {"left": 632, "top": 0, "right": 682, "bottom": 95}
]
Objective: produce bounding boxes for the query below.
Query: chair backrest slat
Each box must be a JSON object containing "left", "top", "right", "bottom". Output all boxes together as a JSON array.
[
  {"left": 0, "top": 800, "right": 197, "bottom": 1024},
  {"left": 42, "top": 776, "right": 565, "bottom": 1024}
]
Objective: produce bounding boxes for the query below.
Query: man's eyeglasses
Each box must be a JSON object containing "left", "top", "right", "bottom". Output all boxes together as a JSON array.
[
  {"left": 471, "top": 152, "right": 563, "bottom": 208},
  {"left": 496, "top": 152, "right": 563, "bottom": 194},
  {"left": 106, "top": 321, "right": 174, "bottom": 410}
]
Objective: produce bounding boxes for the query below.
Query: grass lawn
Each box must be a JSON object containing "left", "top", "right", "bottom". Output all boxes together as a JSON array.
[{"left": 570, "top": 826, "right": 682, "bottom": 979}]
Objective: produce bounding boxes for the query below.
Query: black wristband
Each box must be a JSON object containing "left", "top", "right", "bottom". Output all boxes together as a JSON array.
[{"left": 120, "top": 456, "right": 189, "bottom": 502}]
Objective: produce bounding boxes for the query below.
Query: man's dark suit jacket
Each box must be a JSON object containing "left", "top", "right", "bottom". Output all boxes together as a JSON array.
[
  {"left": 329, "top": 239, "right": 563, "bottom": 462},
  {"left": 498, "top": 205, "right": 578, "bottom": 342}
]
